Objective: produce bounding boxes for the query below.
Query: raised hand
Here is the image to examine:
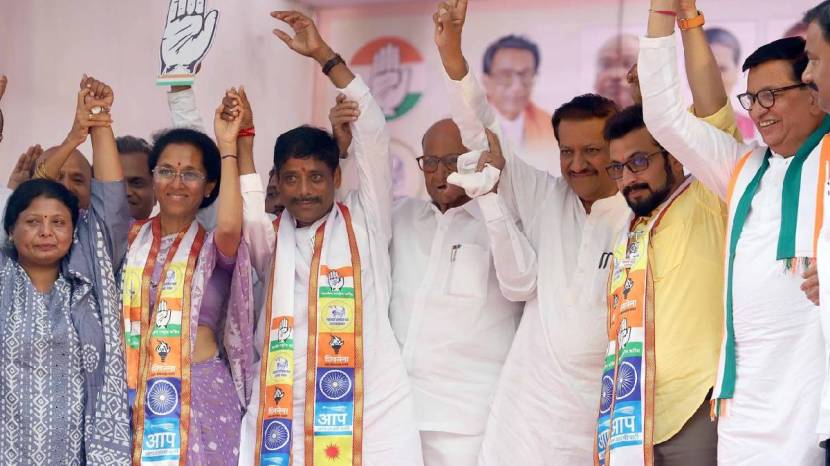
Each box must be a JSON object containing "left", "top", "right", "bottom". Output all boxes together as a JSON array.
[
  {"left": 329, "top": 94, "right": 359, "bottom": 158},
  {"left": 271, "top": 11, "right": 332, "bottom": 63},
  {"left": 66, "top": 85, "right": 114, "bottom": 148},
  {"left": 220, "top": 86, "right": 253, "bottom": 129},
  {"left": 476, "top": 129, "right": 506, "bottom": 172},
  {"left": 160, "top": 0, "right": 219, "bottom": 75},
  {"left": 369, "top": 44, "right": 411, "bottom": 118},
  {"left": 327, "top": 270, "right": 344, "bottom": 291},
  {"left": 79, "top": 74, "right": 114, "bottom": 110},
  {"left": 433, "top": 0, "right": 467, "bottom": 51},
  {"left": 214, "top": 88, "right": 244, "bottom": 152},
  {"left": 8, "top": 144, "right": 42, "bottom": 189}
]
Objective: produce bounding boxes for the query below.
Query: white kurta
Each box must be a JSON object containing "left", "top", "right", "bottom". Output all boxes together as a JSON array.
[
  {"left": 238, "top": 75, "right": 423, "bottom": 466},
  {"left": 639, "top": 32, "right": 824, "bottom": 465},
  {"left": 389, "top": 197, "right": 525, "bottom": 465},
  {"left": 444, "top": 71, "right": 632, "bottom": 465}
]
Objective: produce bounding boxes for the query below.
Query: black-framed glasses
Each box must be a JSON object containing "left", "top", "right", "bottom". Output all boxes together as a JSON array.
[
  {"left": 416, "top": 155, "right": 461, "bottom": 173},
  {"left": 153, "top": 167, "right": 207, "bottom": 185},
  {"left": 605, "top": 150, "right": 666, "bottom": 180},
  {"left": 737, "top": 83, "right": 807, "bottom": 111}
]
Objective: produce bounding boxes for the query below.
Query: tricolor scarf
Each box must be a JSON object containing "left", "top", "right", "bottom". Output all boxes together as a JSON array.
[
  {"left": 714, "top": 116, "right": 830, "bottom": 411},
  {"left": 122, "top": 218, "right": 205, "bottom": 465},
  {"left": 594, "top": 177, "right": 693, "bottom": 466},
  {"left": 255, "top": 203, "right": 364, "bottom": 466}
]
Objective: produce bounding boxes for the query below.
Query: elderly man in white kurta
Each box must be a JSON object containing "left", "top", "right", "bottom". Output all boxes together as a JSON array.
[
  {"left": 236, "top": 11, "right": 422, "bottom": 466},
  {"left": 639, "top": 26, "right": 827, "bottom": 464},
  {"left": 389, "top": 118, "right": 526, "bottom": 466},
  {"left": 432, "top": 2, "right": 632, "bottom": 464}
]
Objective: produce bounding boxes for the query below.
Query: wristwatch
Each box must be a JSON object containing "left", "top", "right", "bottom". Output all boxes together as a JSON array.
[{"left": 678, "top": 10, "right": 705, "bottom": 31}]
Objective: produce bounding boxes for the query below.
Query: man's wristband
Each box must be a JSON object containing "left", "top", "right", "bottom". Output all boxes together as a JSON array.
[
  {"left": 678, "top": 10, "right": 705, "bottom": 31},
  {"left": 322, "top": 54, "right": 345, "bottom": 75},
  {"left": 238, "top": 127, "right": 255, "bottom": 138}
]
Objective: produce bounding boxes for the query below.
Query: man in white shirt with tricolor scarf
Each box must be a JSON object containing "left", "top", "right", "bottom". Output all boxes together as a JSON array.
[{"left": 640, "top": 3, "right": 828, "bottom": 464}]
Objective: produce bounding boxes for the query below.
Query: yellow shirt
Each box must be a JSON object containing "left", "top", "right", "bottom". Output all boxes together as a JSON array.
[{"left": 650, "top": 104, "right": 735, "bottom": 443}]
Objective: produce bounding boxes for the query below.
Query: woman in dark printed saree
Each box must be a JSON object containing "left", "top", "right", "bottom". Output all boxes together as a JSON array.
[
  {"left": 0, "top": 77, "right": 132, "bottom": 464},
  {"left": 122, "top": 89, "right": 254, "bottom": 465}
]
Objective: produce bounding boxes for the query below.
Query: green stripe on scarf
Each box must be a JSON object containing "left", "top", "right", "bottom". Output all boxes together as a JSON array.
[
  {"left": 722, "top": 154, "right": 769, "bottom": 398},
  {"left": 778, "top": 115, "right": 830, "bottom": 259}
]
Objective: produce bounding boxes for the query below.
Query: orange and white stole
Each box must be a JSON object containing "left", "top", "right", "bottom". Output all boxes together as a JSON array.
[
  {"left": 594, "top": 178, "right": 692, "bottom": 466},
  {"left": 254, "top": 203, "right": 364, "bottom": 466},
  {"left": 122, "top": 218, "right": 205, "bottom": 466}
]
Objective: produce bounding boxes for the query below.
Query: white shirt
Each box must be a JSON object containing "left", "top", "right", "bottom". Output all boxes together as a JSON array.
[
  {"left": 639, "top": 33, "right": 824, "bottom": 465},
  {"left": 497, "top": 111, "right": 525, "bottom": 154},
  {"left": 389, "top": 195, "right": 524, "bottom": 435},
  {"left": 445, "top": 70, "right": 631, "bottom": 464},
  {"left": 238, "top": 75, "right": 422, "bottom": 466}
]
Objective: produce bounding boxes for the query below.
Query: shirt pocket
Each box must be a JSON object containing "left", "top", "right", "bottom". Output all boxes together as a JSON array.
[
  {"left": 651, "top": 220, "right": 688, "bottom": 282},
  {"left": 446, "top": 243, "right": 491, "bottom": 300}
]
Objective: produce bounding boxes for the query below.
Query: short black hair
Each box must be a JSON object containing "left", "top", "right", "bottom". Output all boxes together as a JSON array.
[
  {"left": 4, "top": 179, "right": 80, "bottom": 237},
  {"left": 149, "top": 128, "right": 221, "bottom": 208},
  {"left": 551, "top": 94, "right": 620, "bottom": 142},
  {"left": 482, "top": 35, "right": 540, "bottom": 75},
  {"left": 706, "top": 27, "right": 741, "bottom": 65},
  {"left": 805, "top": 2, "right": 830, "bottom": 42},
  {"left": 116, "top": 135, "right": 152, "bottom": 156},
  {"left": 742, "top": 36, "right": 808, "bottom": 82},
  {"left": 604, "top": 104, "right": 648, "bottom": 141},
  {"left": 273, "top": 126, "right": 339, "bottom": 175}
]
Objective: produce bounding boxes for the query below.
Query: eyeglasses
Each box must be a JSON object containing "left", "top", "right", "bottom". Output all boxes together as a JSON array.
[
  {"left": 487, "top": 69, "right": 536, "bottom": 87},
  {"left": 737, "top": 83, "right": 807, "bottom": 111},
  {"left": 416, "top": 155, "right": 461, "bottom": 173},
  {"left": 153, "top": 167, "right": 207, "bottom": 185},
  {"left": 605, "top": 150, "right": 666, "bottom": 180}
]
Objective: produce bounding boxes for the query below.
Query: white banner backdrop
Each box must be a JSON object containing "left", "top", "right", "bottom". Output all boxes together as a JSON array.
[{"left": 315, "top": 0, "right": 817, "bottom": 199}]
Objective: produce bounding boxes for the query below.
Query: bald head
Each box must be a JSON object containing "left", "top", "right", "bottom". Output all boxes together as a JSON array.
[
  {"left": 420, "top": 119, "right": 470, "bottom": 212},
  {"left": 595, "top": 34, "right": 639, "bottom": 108},
  {"left": 37, "top": 147, "right": 92, "bottom": 209},
  {"left": 422, "top": 119, "right": 466, "bottom": 152}
]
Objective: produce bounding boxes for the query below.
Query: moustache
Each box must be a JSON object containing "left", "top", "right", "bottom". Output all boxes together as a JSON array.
[
  {"left": 809, "top": 82, "right": 819, "bottom": 92},
  {"left": 622, "top": 183, "right": 651, "bottom": 197},
  {"left": 290, "top": 197, "right": 322, "bottom": 205}
]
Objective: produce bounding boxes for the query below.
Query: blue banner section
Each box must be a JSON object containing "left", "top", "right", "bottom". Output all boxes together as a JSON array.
[
  {"left": 142, "top": 417, "right": 181, "bottom": 462},
  {"left": 261, "top": 419, "right": 293, "bottom": 456},
  {"left": 144, "top": 377, "right": 182, "bottom": 420},
  {"left": 314, "top": 401, "right": 354, "bottom": 436},
  {"left": 315, "top": 368, "right": 355, "bottom": 402}
]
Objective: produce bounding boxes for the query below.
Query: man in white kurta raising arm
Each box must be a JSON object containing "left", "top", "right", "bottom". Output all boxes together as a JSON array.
[
  {"left": 433, "top": 1, "right": 632, "bottom": 464},
  {"left": 640, "top": 5, "right": 827, "bottom": 464},
  {"left": 234, "top": 10, "right": 422, "bottom": 466}
]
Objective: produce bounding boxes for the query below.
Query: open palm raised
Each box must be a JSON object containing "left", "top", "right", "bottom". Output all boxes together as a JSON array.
[
  {"left": 160, "top": 0, "right": 219, "bottom": 75},
  {"left": 271, "top": 11, "right": 330, "bottom": 61}
]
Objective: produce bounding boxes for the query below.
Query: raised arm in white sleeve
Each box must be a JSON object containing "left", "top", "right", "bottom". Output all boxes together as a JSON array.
[
  {"left": 340, "top": 75, "right": 393, "bottom": 240},
  {"left": 167, "top": 88, "right": 207, "bottom": 132},
  {"left": 477, "top": 191, "right": 537, "bottom": 302},
  {"left": 639, "top": 33, "right": 752, "bottom": 199},
  {"left": 167, "top": 87, "right": 216, "bottom": 228},
  {"left": 444, "top": 70, "right": 559, "bottom": 232}
]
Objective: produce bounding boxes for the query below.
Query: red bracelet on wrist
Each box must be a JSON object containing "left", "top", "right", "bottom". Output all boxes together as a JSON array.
[
  {"left": 238, "top": 127, "right": 255, "bottom": 138},
  {"left": 650, "top": 9, "right": 677, "bottom": 16}
]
